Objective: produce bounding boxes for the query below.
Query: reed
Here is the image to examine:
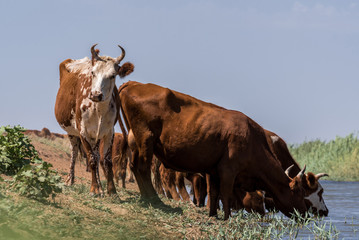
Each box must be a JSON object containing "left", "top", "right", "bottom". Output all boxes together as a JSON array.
[{"left": 288, "top": 132, "right": 359, "bottom": 181}]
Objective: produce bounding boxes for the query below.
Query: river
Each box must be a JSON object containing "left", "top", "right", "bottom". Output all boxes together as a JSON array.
[{"left": 318, "top": 181, "right": 359, "bottom": 239}]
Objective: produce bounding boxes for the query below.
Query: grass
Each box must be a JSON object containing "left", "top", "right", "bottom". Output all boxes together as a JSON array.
[
  {"left": 0, "top": 179, "right": 344, "bottom": 240},
  {"left": 288, "top": 132, "right": 359, "bottom": 181}
]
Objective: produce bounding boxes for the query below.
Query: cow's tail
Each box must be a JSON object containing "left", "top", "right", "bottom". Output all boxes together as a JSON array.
[{"left": 117, "top": 82, "right": 132, "bottom": 160}]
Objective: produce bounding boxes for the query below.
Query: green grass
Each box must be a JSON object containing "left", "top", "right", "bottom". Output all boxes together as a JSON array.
[
  {"left": 0, "top": 180, "right": 344, "bottom": 240},
  {"left": 288, "top": 132, "right": 359, "bottom": 181}
]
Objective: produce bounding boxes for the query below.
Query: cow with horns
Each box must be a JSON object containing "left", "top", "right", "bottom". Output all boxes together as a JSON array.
[
  {"left": 118, "top": 81, "right": 308, "bottom": 220},
  {"left": 54, "top": 44, "right": 134, "bottom": 195}
]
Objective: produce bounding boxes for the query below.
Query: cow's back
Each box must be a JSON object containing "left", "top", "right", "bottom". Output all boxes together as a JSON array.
[
  {"left": 119, "top": 81, "right": 255, "bottom": 173},
  {"left": 55, "top": 59, "right": 83, "bottom": 135}
]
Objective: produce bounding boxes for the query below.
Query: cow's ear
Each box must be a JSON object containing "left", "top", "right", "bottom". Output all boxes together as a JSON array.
[
  {"left": 118, "top": 62, "right": 134, "bottom": 78},
  {"left": 306, "top": 172, "right": 317, "bottom": 189}
]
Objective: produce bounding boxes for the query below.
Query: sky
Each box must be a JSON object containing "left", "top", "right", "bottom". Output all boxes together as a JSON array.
[{"left": 0, "top": 0, "right": 358, "bottom": 144}]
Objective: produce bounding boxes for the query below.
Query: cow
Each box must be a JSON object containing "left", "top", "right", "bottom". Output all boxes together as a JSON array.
[
  {"left": 101, "top": 133, "right": 134, "bottom": 189},
  {"left": 118, "top": 81, "right": 307, "bottom": 220},
  {"left": 186, "top": 173, "right": 207, "bottom": 207},
  {"left": 205, "top": 174, "right": 266, "bottom": 216},
  {"left": 54, "top": 44, "right": 134, "bottom": 196},
  {"left": 158, "top": 163, "right": 192, "bottom": 202},
  {"left": 265, "top": 130, "right": 329, "bottom": 216},
  {"left": 150, "top": 157, "right": 207, "bottom": 206},
  {"left": 232, "top": 189, "right": 266, "bottom": 216}
]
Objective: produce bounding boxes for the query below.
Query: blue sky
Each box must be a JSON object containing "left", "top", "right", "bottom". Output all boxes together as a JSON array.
[{"left": 0, "top": 0, "right": 358, "bottom": 143}]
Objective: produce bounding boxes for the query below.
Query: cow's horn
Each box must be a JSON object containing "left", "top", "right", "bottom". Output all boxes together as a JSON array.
[
  {"left": 116, "top": 45, "right": 126, "bottom": 63},
  {"left": 285, "top": 164, "right": 295, "bottom": 177},
  {"left": 315, "top": 173, "right": 329, "bottom": 179},
  {"left": 296, "top": 164, "right": 306, "bottom": 178},
  {"left": 91, "top": 44, "right": 103, "bottom": 62}
]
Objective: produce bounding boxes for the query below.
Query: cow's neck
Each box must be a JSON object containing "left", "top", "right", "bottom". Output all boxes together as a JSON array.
[{"left": 79, "top": 94, "right": 116, "bottom": 144}]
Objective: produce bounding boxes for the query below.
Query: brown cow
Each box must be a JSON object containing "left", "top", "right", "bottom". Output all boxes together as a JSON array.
[
  {"left": 151, "top": 157, "right": 191, "bottom": 202},
  {"left": 205, "top": 174, "right": 266, "bottom": 215},
  {"left": 151, "top": 157, "right": 206, "bottom": 206},
  {"left": 101, "top": 133, "right": 133, "bottom": 189},
  {"left": 232, "top": 189, "right": 265, "bottom": 216},
  {"left": 54, "top": 44, "right": 134, "bottom": 195},
  {"left": 265, "top": 130, "right": 329, "bottom": 216},
  {"left": 118, "top": 81, "right": 307, "bottom": 220}
]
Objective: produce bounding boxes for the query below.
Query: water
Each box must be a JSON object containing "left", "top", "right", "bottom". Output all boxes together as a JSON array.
[
  {"left": 273, "top": 181, "right": 359, "bottom": 239},
  {"left": 187, "top": 181, "right": 359, "bottom": 239},
  {"left": 319, "top": 181, "right": 359, "bottom": 239}
]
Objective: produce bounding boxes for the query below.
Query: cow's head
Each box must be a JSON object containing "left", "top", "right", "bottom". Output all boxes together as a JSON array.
[
  {"left": 285, "top": 165, "right": 329, "bottom": 217},
  {"left": 242, "top": 191, "right": 265, "bottom": 216},
  {"left": 89, "top": 44, "right": 134, "bottom": 102},
  {"left": 286, "top": 165, "right": 308, "bottom": 216},
  {"left": 303, "top": 172, "right": 329, "bottom": 217}
]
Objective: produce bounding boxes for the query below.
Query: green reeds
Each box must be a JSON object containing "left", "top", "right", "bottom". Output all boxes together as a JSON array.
[{"left": 288, "top": 133, "right": 359, "bottom": 181}]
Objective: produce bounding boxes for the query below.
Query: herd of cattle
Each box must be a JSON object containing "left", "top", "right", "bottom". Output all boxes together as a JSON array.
[{"left": 54, "top": 44, "right": 329, "bottom": 220}]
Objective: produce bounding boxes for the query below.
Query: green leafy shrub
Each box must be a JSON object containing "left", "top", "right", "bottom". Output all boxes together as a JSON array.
[
  {"left": 11, "top": 159, "right": 64, "bottom": 199},
  {"left": 0, "top": 125, "right": 39, "bottom": 175},
  {"left": 0, "top": 125, "right": 63, "bottom": 199}
]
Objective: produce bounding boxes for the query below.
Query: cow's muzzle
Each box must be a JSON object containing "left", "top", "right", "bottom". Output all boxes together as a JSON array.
[{"left": 89, "top": 91, "right": 103, "bottom": 102}]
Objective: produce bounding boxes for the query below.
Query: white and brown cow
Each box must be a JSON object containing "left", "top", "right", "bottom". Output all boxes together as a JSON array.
[
  {"left": 265, "top": 130, "right": 329, "bottom": 216},
  {"left": 54, "top": 44, "right": 134, "bottom": 195}
]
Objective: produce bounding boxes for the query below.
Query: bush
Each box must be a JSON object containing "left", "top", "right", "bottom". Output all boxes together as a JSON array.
[
  {"left": 0, "top": 125, "right": 39, "bottom": 175},
  {"left": 11, "top": 159, "right": 64, "bottom": 199},
  {"left": 0, "top": 125, "right": 63, "bottom": 199}
]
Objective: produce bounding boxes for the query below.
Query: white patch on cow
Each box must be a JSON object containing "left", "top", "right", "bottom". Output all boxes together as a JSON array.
[
  {"left": 270, "top": 135, "right": 279, "bottom": 144},
  {"left": 305, "top": 182, "right": 328, "bottom": 213},
  {"left": 66, "top": 57, "right": 92, "bottom": 76},
  {"left": 79, "top": 97, "right": 117, "bottom": 145},
  {"left": 90, "top": 60, "right": 117, "bottom": 101}
]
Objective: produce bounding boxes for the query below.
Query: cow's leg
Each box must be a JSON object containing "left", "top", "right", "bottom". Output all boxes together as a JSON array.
[
  {"left": 151, "top": 158, "right": 165, "bottom": 196},
  {"left": 207, "top": 174, "right": 220, "bottom": 217},
  {"left": 192, "top": 174, "right": 207, "bottom": 207},
  {"left": 192, "top": 188, "right": 198, "bottom": 205},
  {"left": 112, "top": 155, "right": 120, "bottom": 186},
  {"left": 164, "top": 170, "right": 181, "bottom": 201},
  {"left": 81, "top": 137, "right": 103, "bottom": 196},
  {"left": 119, "top": 151, "right": 127, "bottom": 188},
  {"left": 218, "top": 160, "right": 237, "bottom": 220},
  {"left": 127, "top": 151, "right": 135, "bottom": 183},
  {"left": 132, "top": 133, "right": 158, "bottom": 200},
  {"left": 100, "top": 133, "right": 117, "bottom": 195},
  {"left": 130, "top": 149, "right": 147, "bottom": 196},
  {"left": 65, "top": 135, "right": 81, "bottom": 186},
  {"left": 175, "top": 172, "right": 192, "bottom": 203}
]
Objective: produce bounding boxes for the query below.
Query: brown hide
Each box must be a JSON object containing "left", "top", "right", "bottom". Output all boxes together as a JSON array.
[{"left": 118, "top": 81, "right": 307, "bottom": 219}]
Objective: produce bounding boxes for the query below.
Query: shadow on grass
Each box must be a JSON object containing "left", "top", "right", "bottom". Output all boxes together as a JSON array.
[
  {"left": 117, "top": 190, "right": 183, "bottom": 215},
  {"left": 68, "top": 183, "right": 184, "bottom": 215},
  {"left": 139, "top": 196, "right": 184, "bottom": 215}
]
